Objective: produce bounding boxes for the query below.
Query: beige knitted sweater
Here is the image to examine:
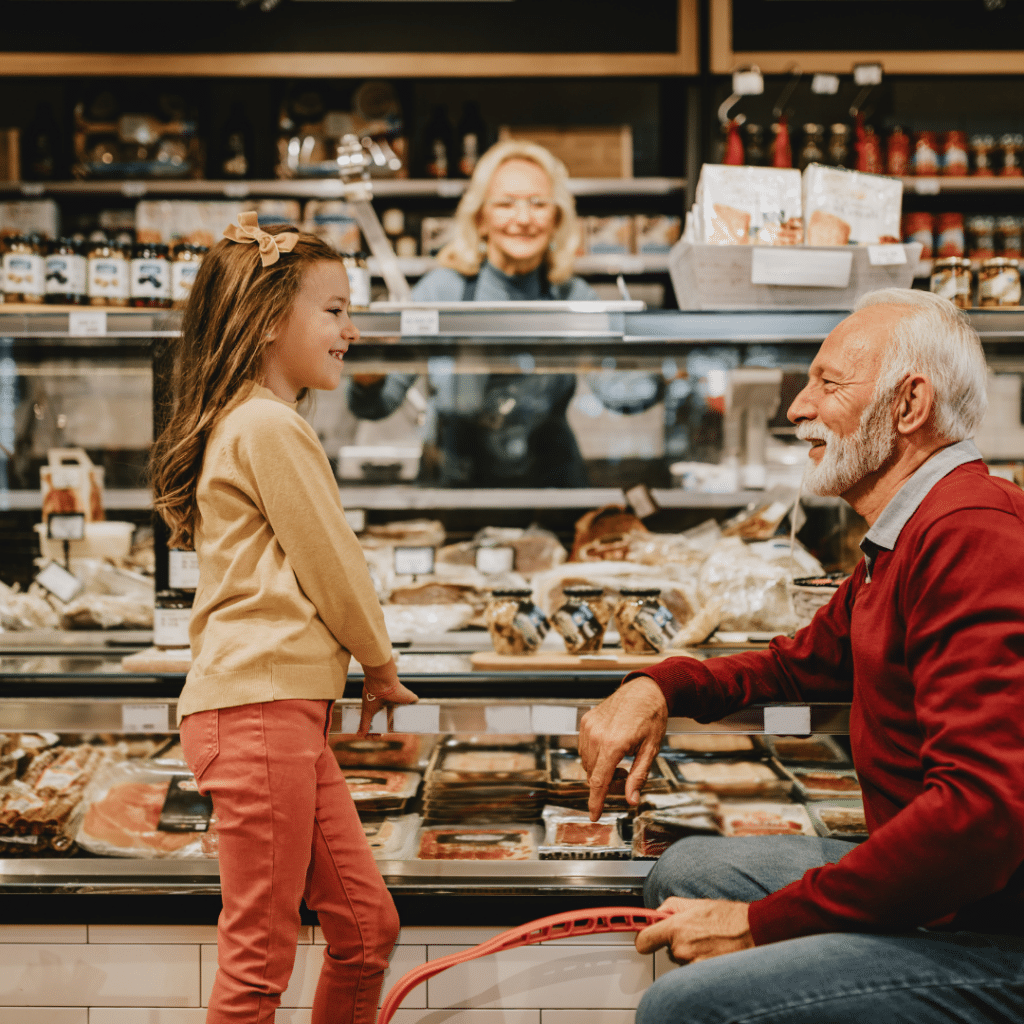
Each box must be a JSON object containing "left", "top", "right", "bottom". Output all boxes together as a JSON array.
[{"left": 177, "top": 385, "right": 394, "bottom": 723}]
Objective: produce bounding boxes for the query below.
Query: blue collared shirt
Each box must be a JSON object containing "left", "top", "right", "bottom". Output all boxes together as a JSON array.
[{"left": 859, "top": 439, "right": 984, "bottom": 582}]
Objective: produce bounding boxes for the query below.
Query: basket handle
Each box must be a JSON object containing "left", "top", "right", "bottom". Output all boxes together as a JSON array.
[{"left": 377, "top": 906, "right": 669, "bottom": 1024}]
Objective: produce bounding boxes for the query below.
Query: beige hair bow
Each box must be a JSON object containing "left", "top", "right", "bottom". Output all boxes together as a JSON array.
[{"left": 223, "top": 211, "right": 299, "bottom": 267}]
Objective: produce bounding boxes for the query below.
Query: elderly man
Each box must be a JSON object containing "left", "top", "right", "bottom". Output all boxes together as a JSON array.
[{"left": 579, "top": 288, "right": 1024, "bottom": 1023}]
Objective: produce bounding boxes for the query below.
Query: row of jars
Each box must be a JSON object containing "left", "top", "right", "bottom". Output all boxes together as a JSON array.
[
  {"left": 0, "top": 235, "right": 206, "bottom": 307},
  {"left": 931, "top": 257, "right": 1021, "bottom": 309},
  {"left": 896, "top": 130, "right": 1024, "bottom": 178},
  {"left": 485, "top": 586, "right": 681, "bottom": 658},
  {"left": 903, "top": 212, "right": 1022, "bottom": 261}
]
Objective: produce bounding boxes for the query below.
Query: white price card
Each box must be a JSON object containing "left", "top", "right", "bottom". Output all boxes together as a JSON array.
[
  {"left": 475, "top": 546, "right": 515, "bottom": 575},
  {"left": 340, "top": 705, "right": 387, "bottom": 734},
  {"left": 392, "top": 703, "right": 441, "bottom": 734},
  {"left": 394, "top": 546, "right": 435, "bottom": 576},
  {"left": 223, "top": 182, "right": 251, "bottom": 198},
  {"left": 344, "top": 508, "right": 367, "bottom": 533},
  {"left": 853, "top": 62, "right": 883, "bottom": 86},
  {"left": 732, "top": 69, "right": 764, "bottom": 96},
  {"left": 484, "top": 704, "right": 533, "bottom": 734},
  {"left": 437, "top": 180, "right": 466, "bottom": 199},
  {"left": 763, "top": 705, "right": 812, "bottom": 736},
  {"left": 68, "top": 310, "right": 107, "bottom": 336},
  {"left": 122, "top": 703, "right": 170, "bottom": 733},
  {"left": 811, "top": 74, "right": 840, "bottom": 95},
  {"left": 400, "top": 309, "right": 440, "bottom": 336},
  {"left": 35, "top": 563, "right": 83, "bottom": 604},
  {"left": 914, "top": 179, "right": 941, "bottom": 195},
  {"left": 169, "top": 549, "right": 200, "bottom": 590},
  {"left": 751, "top": 248, "right": 853, "bottom": 288},
  {"left": 531, "top": 705, "right": 579, "bottom": 735},
  {"left": 867, "top": 244, "right": 908, "bottom": 267},
  {"left": 626, "top": 483, "right": 658, "bottom": 520}
]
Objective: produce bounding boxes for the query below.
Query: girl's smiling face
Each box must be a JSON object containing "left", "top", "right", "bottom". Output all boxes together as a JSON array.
[{"left": 263, "top": 260, "right": 360, "bottom": 402}]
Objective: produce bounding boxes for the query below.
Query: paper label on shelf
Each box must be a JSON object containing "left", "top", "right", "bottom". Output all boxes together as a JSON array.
[
  {"left": 751, "top": 248, "right": 853, "bottom": 288},
  {"left": 154, "top": 607, "right": 191, "bottom": 648},
  {"left": 394, "top": 546, "right": 435, "bottom": 576},
  {"left": 121, "top": 182, "right": 147, "bottom": 198},
  {"left": 168, "top": 549, "right": 200, "bottom": 590},
  {"left": 531, "top": 705, "right": 579, "bottom": 734},
  {"left": 853, "top": 62, "right": 883, "bottom": 86},
  {"left": 223, "top": 182, "right": 250, "bottom": 198},
  {"left": 340, "top": 706, "right": 387, "bottom": 734},
  {"left": 484, "top": 704, "right": 533, "bottom": 734},
  {"left": 400, "top": 309, "right": 440, "bottom": 336},
  {"left": 914, "top": 179, "right": 941, "bottom": 195},
  {"left": 68, "top": 309, "right": 107, "bottom": 336},
  {"left": 437, "top": 180, "right": 465, "bottom": 199},
  {"left": 763, "top": 705, "right": 812, "bottom": 736},
  {"left": 867, "top": 244, "right": 907, "bottom": 266},
  {"left": 122, "top": 703, "right": 171, "bottom": 733},
  {"left": 35, "top": 562, "right": 84, "bottom": 604},
  {"left": 344, "top": 508, "right": 366, "bottom": 533},
  {"left": 475, "top": 546, "right": 515, "bottom": 575},
  {"left": 811, "top": 74, "right": 840, "bottom": 95},
  {"left": 392, "top": 703, "right": 441, "bottom": 734}
]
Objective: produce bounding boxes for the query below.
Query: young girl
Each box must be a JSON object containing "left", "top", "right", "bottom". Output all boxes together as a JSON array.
[{"left": 151, "top": 212, "right": 417, "bottom": 1024}]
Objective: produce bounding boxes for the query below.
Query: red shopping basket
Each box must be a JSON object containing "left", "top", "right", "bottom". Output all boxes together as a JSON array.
[{"left": 378, "top": 906, "right": 669, "bottom": 1024}]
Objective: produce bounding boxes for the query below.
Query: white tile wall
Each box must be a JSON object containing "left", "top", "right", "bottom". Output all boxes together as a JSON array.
[
  {"left": 0, "top": 1010, "right": 87, "bottom": 1024},
  {"left": 389, "top": 927, "right": 507, "bottom": 947},
  {"left": 0, "top": 924, "right": 87, "bottom": 944},
  {"left": 542, "top": 1012, "right": 638, "bottom": 1024},
  {"left": 654, "top": 948, "right": 679, "bottom": 979},
  {"left": 200, "top": 941, "right": 427, "bottom": 1009},
  {"left": 426, "top": 944, "right": 653, "bottom": 1010},
  {"left": 90, "top": 1012, "right": 313, "bottom": 1024},
  {"left": 389, "top": 1012, "right": 539, "bottom": 1024},
  {"left": 89, "top": 925, "right": 310, "bottom": 945},
  {"left": 0, "top": 945, "right": 200, "bottom": 1008}
]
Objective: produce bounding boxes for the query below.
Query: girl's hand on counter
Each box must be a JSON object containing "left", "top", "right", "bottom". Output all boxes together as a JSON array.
[{"left": 358, "top": 657, "right": 418, "bottom": 736}]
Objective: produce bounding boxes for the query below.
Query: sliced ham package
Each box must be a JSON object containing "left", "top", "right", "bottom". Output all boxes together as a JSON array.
[{"left": 539, "top": 804, "right": 630, "bottom": 860}]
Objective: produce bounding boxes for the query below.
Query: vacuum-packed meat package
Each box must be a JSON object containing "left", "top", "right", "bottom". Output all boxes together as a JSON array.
[
  {"left": 787, "top": 767, "right": 861, "bottom": 800},
  {"left": 341, "top": 769, "right": 421, "bottom": 813},
  {"left": 720, "top": 801, "right": 815, "bottom": 837},
  {"left": 331, "top": 734, "right": 424, "bottom": 769},
  {"left": 632, "top": 797, "right": 723, "bottom": 859},
  {"left": 539, "top": 804, "right": 629, "bottom": 860},
  {"left": 416, "top": 824, "right": 541, "bottom": 861},
  {"left": 664, "top": 756, "right": 792, "bottom": 798}
]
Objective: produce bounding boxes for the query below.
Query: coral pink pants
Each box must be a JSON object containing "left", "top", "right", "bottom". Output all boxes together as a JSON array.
[{"left": 180, "top": 699, "right": 399, "bottom": 1024}]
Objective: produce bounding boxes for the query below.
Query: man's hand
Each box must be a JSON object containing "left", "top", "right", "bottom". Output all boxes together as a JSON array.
[
  {"left": 635, "top": 898, "right": 753, "bottom": 964},
  {"left": 578, "top": 675, "right": 668, "bottom": 820}
]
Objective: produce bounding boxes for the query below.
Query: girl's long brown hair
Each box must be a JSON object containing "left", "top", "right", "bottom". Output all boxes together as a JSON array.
[{"left": 150, "top": 224, "right": 345, "bottom": 549}]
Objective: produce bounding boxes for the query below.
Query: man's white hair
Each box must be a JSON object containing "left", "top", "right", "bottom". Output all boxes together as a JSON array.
[{"left": 854, "top": 288, "right": 988, "bottom": 441}]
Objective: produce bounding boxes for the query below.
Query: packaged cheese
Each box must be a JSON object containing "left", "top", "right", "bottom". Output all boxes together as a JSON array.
[
  {"left": 695, "top": 165, "right": 803, "bottom": 246},
  {"left": 802, "top": 164, "right": 903, "bottom": 246}
]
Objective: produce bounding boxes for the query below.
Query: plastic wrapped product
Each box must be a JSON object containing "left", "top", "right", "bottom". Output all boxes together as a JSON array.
[
  {"left": 664, "top": 734, "right": 757, "bottom": 755},
  {"left": 429, "top": 740, "right": 547, "bottom": 783},
  {"left": 695, "top": 165, "right": 804, "bottom": 245},
  {"left": 632, "top": 803, "right": 723, "bottom": 859},
  {"left": 664, "top": 756, "right": 792, "bottom": 799},
  {"left": 362, "top": 813, "right": 420, "bottom": 859},
  {"left": 807, "top": 800, "right": 868, "bottom": 841},
  {"left": 416, "top": 824, "right": 541, "bottom": 861},
  {"left": 539, "top": 804, "right": 629, "bottom": 860},
  {"left": 765, "top": 734, "right": 850, "bottom": 765},
  {"left": 340, "top": 769, "right": 421, "bottom": 814},
  {"left": 331, "top": 734, "right": 424, "bottom": 769},
  {"left": 802, "top": 164, "right": 903, "bottom": 246},
  {"left": 720, "top": 801, "right": 816, "bottom": 837},
  {"left": 787, "top": 767, "right": 861, "bottom": 801},
  {"left": 73, "top": 760, "right": 211, "bottom": 858}
]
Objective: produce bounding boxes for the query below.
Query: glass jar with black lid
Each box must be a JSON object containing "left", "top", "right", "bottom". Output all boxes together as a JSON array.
[
  {"left": 45, "top": 238, "right": 88, "bottom": 305},
  {"left": 130, "top": 242, "right": 172, "bottom": 308}
]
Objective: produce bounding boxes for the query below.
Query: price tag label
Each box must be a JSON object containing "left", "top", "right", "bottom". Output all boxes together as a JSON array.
[
  {"left": 867, "top": 244, "right": 908, "bottom": 267},
  {"left": 168, "top": 549, "right": 200, "bottom": 590},
  {"left": 47, "top": 512, "right": 85, "bottom": 541},
  {"left": 484, "top": 704, "right": 533, "bottom": 734},
  {"left": 35, "top": 563, "right": 83, "bottom": 604},
  {"left": 626, "top": 483, "right": 658, "bottom": 520},
  {"left": 68, "top": 310, "right": 107, "bottom": 336},
  {"left": 853, "top": 62, "right": 883, "bottom": 86},
  {"left": 437, "top": 180, "right": 466, "bottom": 199},
  {"left": 914, "top": 179, "right": 941, "bottom": 195},
  {"left": 394, "top": 546, "right": 435, "bottom": 576},
  {"left": 751, "top": 248, "right": 853, "bottom": 288},
  {"left": 340, "top": 706, "right": 387, "bottom": 733},
  {"left": 811, "top": 74, "right": 840, "bottom": 95},
  {"left": 531, "top": 705, "right": 579, "bottom": 734},
  {"left": 763, "top": 705, "right": 812, "bottom": 736},
  {"left": 19, "top": 183, "right": 44, "bottom": 197},
  {"left": 223, "top": 182, "right": 250, "bottom": 198},
  {"left": 400, "top": 309, "right": 440, "bottom": 336},
  {"left": 344, "top": 508, "right": 367, "bottom": 533},
  {"left": 392, "top": 703, "right": 441, "bottom": 733},
  {"left": 121, "top": 182, "right": 147, "bottom": 198},
  {"left": 122, "top": 703, "right": 170, "bottom": 733},
  {"left": 475, "top": 546, "right": 515, "bottom": 575}
]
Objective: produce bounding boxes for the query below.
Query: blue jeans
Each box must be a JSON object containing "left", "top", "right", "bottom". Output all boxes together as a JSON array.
[{"left": 638, "top": 836, "right": 1024, "bottom": 1024}]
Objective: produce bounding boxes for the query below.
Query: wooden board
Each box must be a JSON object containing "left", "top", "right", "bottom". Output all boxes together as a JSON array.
[{"left": 470, "top": 650, "right": 700, "bottom": 672}]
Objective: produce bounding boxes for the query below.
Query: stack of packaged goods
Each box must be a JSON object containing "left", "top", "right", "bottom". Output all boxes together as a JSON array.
[
  {"left": 547, "top": 745, "right": 673, "bottom": 814},
  {"left": 631, "top": 792, "right": 723, "bottom": 859}
]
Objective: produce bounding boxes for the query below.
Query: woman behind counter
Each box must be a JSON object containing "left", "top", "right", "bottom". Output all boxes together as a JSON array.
[{"left": 349, "top": 140, "right": 661, "bottom": 487}]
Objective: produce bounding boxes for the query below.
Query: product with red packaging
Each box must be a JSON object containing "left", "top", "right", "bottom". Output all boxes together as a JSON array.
[
  {"left": 886, "top": 127, "right": 911, "bottom": 177},
  {"left": 941, "top": 131, "right": 969, "bottom": 177},
  {"left": 902, "top": 212, "right": 934, "bottom": 259},
  {"left": 935, "top": 213, "right": 966, "bottom": 258},
  {"left": 912, "top": 131, "right": 940, "bottom": 176}
]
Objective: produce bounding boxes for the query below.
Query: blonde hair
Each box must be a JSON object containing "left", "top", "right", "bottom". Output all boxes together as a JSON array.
[
  {"left": 437, "top": 139, "right": 581, "bottom": 285},
  {"left": 150, "top": 225, "right": 345, "bottom": 548}
]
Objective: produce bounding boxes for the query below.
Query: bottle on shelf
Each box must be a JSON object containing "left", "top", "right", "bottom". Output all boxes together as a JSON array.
[
  {"left": 743, "top": 123, "right": 766, "bottom": 166},
  {"left": 422, "top": 105, "right": 454, "bottom": 180},
  {"left": 886, "top": 126, "right": 911, "bottom": 177},
  {"left": 770, "top": 119, "right": 793, "bottom": 168},
  {"left": 942, "top": 131, "right": 969, "bottom": 177},
  {"left": 22, "top": 102, "right": 58, "bottom": 181},
  {"left": 798, "top": 124, "right": 824, "bottom": 170},
  {"left": 723, "top": 120, "right": 744, "bottom": 165},
  {"left": 457, "top": 100, "right": 487, "bottom": 178},
  {"left": 826, "top": 124, "right": 851, "bottom": 169},
  {"left": 855, "top": 116, "right": 884, "bottom": 174},
  {"left": 220, "top": 102, "right": 255, "bottom": 180}
]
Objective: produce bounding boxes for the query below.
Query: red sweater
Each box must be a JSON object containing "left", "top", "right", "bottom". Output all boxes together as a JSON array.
[{"left": 636, "top": 461, "right": 1024, "bottom": 945}]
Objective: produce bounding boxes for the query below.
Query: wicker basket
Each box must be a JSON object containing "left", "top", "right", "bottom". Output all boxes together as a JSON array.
[{"left": 789, "top": 574, "right": 848, "bottom": 630}]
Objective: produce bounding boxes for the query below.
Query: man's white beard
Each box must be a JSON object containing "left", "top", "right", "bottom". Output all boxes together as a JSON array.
[{"left": 797, "top": 392, "right": 897, "bottom": 496}]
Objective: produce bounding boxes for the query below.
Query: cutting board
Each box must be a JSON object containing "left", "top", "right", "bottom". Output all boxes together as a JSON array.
[{"left": 470, "top": 650, "right": 700, "bottom": 672}]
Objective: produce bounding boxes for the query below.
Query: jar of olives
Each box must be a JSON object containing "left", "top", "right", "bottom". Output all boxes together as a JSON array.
[
  {"left": 130, "top": 242, "right": 172, "bottom": 308},
  {"left": 2, "top": 234, "right": 46, "bottom": 304},
  {"left": 978, "top": 257, "right": 1022, "bottom": 307},
  {"left": 551, "top": 585, "right": 610, "bottom": 654},
  {"left": 171, "top": 243, "right": 205, "bottom": 309},
  {"left": 87, "top": 239, "right": 130, "bottom": 307},
  {"left": 485, "top": 588, "right": 550, "bottom": 655},
  {"left": 614, "top": 587, "right": 679, "bottom": 654},
  {"left": 45, "top": 238, "right": 88, "bottom": 305}
]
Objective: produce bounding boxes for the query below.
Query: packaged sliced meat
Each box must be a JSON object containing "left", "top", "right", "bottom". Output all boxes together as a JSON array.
[
  {"left": 73, "top": 760, "right": 210, "bottom": 858},
  {"left": 720, "top": 801, "right": 815, "bottom": 837},
  {"left": 665, "top": 756, "right": 792, "bottom": 798},
  {"left": 808, "top": 800, "right": 868, "bottom": 841},
  {"left": 341, "top": 769, "right": 420, "bottom": 803},
  {"left": 361, "top": 813, "right": 420, "bottom": 859},
  {"left": 417, "top": 824, "right": 540, "bottom": 861},
  {"left": 788, "top": 768, "right": 861, "bottom": 800},
  {"left": 632, "top": 802, "right": 723, "bottom": 859},
  {"left": 331, "top": 734, "right": 424, "bottom": 768},
  {"left": 765, "top": 735, "right": 850, "bottom": 765},
  {"left": 539, "top": 804, "right": 629, "bottom": 860},
  {"left": 429, "top": 741, "right": 546, "bottom": 783},
  {"left": 664, "top": 734, "right": 757, "bottom": 755}
]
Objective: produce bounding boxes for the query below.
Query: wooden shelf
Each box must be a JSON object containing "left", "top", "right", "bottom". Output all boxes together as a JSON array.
[{"left": 901, "top": 177, "right": 1024, "bottom": 195}]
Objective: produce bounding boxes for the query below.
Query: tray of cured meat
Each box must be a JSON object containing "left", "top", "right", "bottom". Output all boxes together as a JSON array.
[
  {"left": 340, "top": 769, "right": 421, "bottom": 814},
  {"left": 662, "top": 755, "right": 792, "bottom": 799},
  {"left": 469, "top": 651, "right": 700, "bottom": 672},
  {"left": 632, "top": 793, "right": 723, "bottom": 859},
  {"left": 538, "top": 804, "right": 631, "bottom": 860},
  {"left": 720, "top": 800, "right": 816, "bottom": 837},
  {"left": 547, "top": 748, "right": 673, "bottom": 811},
  {"left": 662, "top": 733, "right": 767, "bottom": 757},
  {"left": 426, "top": 739, "right": 548, "bottom": 784},
  {"left": 764, "top": 735, "right": 850, "bottom": 766},
  {"left": 331, "top": 734, "right": 427, "bottom": 769},
  {"left": 416, "top": 823, "right": 542, "bottom": 861},
  {"left": 362, "top": 813, "right": 421, "bottom": 859},
  {"left": 784, "top": 767, "right": 861, "bottom": 801},
  {"left": 806, "top": 799, "right": 868, "bottom": 842}
]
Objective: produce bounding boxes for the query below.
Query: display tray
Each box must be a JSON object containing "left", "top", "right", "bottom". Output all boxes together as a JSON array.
[{"left": 469, "top": 650, "right": 703, "bottom": 672}]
